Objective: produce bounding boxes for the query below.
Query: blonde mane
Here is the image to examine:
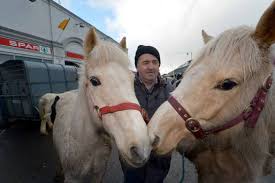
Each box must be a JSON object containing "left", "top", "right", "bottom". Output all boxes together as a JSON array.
[{"left": 191, "top": 26, "right": 270, "bottom": 81}]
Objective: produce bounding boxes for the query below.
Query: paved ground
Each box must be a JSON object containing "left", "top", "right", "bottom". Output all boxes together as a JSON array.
[{"left": 0, "top": 121, "right": 274, "bottom": 183}]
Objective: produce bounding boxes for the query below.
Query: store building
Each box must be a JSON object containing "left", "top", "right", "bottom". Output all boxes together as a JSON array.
[{"left": 0, "top": 0, "right": 117, "bottom": 66}]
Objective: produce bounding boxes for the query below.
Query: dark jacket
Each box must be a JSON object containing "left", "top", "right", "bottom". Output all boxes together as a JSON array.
[
  {"left": 121, "top": 73, "right": 175, "bottom": 183},
  {"left": 134, "top": 74, "right": 174, "bottom": 119}
]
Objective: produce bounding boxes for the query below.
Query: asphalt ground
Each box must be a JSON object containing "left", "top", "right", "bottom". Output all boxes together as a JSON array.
[{"left": 0, "top": 121, "right": 274, "bottom": 183}]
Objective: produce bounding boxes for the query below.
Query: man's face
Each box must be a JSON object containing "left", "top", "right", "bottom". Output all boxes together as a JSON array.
[{"left": 137, "top": 53, "right": 160, "bottom": 83}]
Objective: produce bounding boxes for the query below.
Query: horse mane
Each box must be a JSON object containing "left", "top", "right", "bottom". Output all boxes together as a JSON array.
[{"left": 192, "top": 26, "right": 269, "bottom": 81}]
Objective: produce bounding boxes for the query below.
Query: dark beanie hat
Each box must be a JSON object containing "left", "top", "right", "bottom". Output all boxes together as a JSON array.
[{"left": 134, "top": 45, "right": 160, "bottom": 67}]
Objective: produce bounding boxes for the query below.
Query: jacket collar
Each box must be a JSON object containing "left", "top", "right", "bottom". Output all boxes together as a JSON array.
[{"left": 135, "top": 72, "right": 165, "bottom": 93}]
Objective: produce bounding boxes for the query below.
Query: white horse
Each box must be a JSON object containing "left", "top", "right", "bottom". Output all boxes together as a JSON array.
[
  {"left": 53, "top": 28, "right": 151, "bottom": 183},
  {"left": 38, "top": 93, "right": 58, "bottom": 135},
  {"left": 38, "top": 91, "right": 77, "bottom": 135},
  {"left": 149, "top": 1, "right": 275, "bottom": 183}
]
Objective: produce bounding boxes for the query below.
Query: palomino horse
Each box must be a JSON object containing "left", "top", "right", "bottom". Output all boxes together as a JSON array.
[
  {"left": 53, "top": 28, "right": 151, "bottom": 183},
  {"left": 149, "top": 1, "right": 275, "bottom": 183}
]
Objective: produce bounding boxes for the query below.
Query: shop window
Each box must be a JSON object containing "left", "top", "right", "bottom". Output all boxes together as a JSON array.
[
  {"left": 15, "top": 56, "right": 42, "bottom": 62},
  {"left": 43, "top": 59, "right": 53, "bottom": 64},
  {"left": 65, "top": 61, "right": 80, "bottom": 67}
]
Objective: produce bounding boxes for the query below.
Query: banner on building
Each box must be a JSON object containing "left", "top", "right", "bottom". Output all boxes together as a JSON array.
[
  {"left": 0, "top": 36, "right": 52, "bottom": 55},
  {"left": 58, "top": 18, "right": 70, "bottom": 30},
  {"left": 66, "top": 51, "right": 84, "bottom": 60}
]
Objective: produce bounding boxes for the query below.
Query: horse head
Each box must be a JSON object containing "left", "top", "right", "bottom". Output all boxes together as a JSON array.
[
  {"left": 82, "top": 28, "right": 151, "bottom": 167},
  {"left": 148, "top": 1, "right": 275, "bottom": 158}
]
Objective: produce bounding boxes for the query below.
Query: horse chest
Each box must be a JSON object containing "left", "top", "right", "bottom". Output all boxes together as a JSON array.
[{"left": 189, "top": 149, "right": 251, "bottom": 183}]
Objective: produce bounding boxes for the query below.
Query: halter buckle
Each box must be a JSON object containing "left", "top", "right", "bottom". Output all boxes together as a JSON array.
[
  {"left": 94, "top": 106, "right": 102, "bottom": 119},
  {"left": 263, "top": 75, "right": 272, "bottom": 91},
  {"left": 185, "top": 118, "right": 205, "bottom": 139}
]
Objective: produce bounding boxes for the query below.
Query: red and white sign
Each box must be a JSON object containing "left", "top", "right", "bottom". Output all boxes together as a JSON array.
[
  {"left": 0, "top": 36, "right": 51, "bottom": 54},
  {"left": 66, "top": 51, "right": 84, "bottom": 60}
]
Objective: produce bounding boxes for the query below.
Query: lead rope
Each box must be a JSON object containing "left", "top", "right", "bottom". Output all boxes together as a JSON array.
[{"left": 179, "top": 153, "right": 185, "bottom": 183}]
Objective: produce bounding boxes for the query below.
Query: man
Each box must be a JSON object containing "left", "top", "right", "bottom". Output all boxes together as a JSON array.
[{"left": 121, "top": 45, "right": 175, "bottom": 183}]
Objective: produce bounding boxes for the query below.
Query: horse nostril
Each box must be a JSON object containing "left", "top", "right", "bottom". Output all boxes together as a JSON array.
[
  {"left": 130, "top": 146, "right": 144, "bottom": 161},
  {"left": 152, "top": 135, "right": 160, "bottom": 147},
  {"left": 130, "top": 146, "right": 139, "bottom": 157}
]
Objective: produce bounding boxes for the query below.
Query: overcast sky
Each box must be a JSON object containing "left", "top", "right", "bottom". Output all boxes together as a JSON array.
[{"left": 56, "top": 0, "right": 273, "bottom": 74}]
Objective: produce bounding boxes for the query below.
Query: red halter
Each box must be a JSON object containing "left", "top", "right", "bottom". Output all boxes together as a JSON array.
[
  {"left": 97, "top": 102, "right": 149, "bottom": 124},
  {"left": 168, "top": 75, "right": 273, "bottom": 139}
]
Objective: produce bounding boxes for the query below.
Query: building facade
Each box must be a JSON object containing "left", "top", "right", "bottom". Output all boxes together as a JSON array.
[{"left": 0, "top": 0, "right": 117, "bottom": 66}]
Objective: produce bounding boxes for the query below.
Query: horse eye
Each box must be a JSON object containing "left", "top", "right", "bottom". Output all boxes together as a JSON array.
[
  {"left": 216, "top": 79, "right": 237, "bottom": 90},
  {"left": 90, "top": 76, "right": 101, "bottom": 86}
]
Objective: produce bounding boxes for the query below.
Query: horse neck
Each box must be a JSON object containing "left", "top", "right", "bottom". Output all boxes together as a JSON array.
[
  {"left": 193, "top": 149, "right": 262, "bottom": 183},
  {"left": 189, "top": 137, "right": 266, "bottom": 182},
  {"left": 69, "top": 84, "right": 104, "bottom": 142}
]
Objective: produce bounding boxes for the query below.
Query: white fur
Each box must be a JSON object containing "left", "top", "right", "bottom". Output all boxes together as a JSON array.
[{"left": 38, "top": 93, "right": 59, "bottom": 135}]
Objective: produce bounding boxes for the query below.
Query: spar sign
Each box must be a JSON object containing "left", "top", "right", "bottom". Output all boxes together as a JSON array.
[{"left": 0, "top": 36, "right": 51, "bottom": 55}]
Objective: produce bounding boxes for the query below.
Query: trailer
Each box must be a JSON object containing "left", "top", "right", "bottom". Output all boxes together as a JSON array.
[{"left": 0, "top": 60, "right": 79, "bottom": 126}]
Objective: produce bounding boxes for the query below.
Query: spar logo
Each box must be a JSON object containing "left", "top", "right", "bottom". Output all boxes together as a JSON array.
[
  {"left": 9, "top": 40, "right": 40, "bottom": 51},
  {"left": 0, "top": 36, "right": 51, "bottom": 54}
]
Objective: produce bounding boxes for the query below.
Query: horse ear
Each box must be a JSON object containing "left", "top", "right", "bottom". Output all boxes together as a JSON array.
[
  {"left": 252, "top": 1, "right": 275, "bottom": 46},
  {"left": 84, "top": 28, "right": 98, "bottom": 55},
  {"left": 119, "top": 37, "right": 128, "bottom": 53},
  {"left": 120, "top": 37, "right": 127, "bottom": 49},
  {"left": 202, "top": 30, "right": 213, "bottom": 44}
]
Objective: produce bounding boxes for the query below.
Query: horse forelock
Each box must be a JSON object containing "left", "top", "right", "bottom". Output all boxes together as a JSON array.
[
  {"left": 85, "top": 40, "right": 129, "bottom": 69},
  {"left": 196, "top": 26, "right": 271, "bottom": 82},
  {"left": 78, "top": 40, "right": 131, "bottom": 103}
]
